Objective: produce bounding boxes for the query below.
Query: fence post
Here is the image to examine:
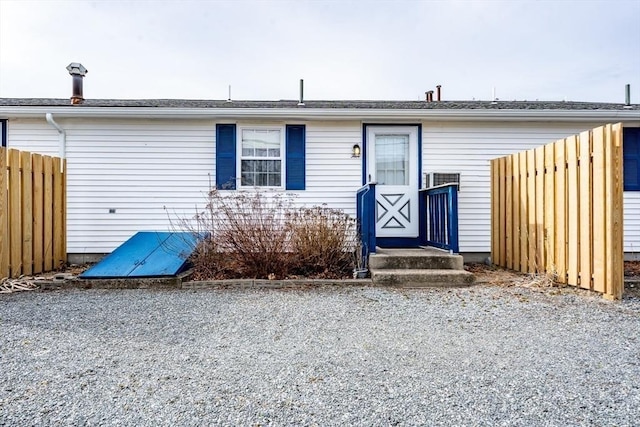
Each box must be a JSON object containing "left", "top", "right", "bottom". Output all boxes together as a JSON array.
[
  {"left": 605, "top": 123, "right": 624, "bottom": 299},
  {"left": 447, "top": 184, "right": 459, "bottom": 253}
]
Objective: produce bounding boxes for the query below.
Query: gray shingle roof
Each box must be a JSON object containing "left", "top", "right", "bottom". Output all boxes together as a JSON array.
[{"left": 0, "top": 98, "right": 637, "bottom": 110}]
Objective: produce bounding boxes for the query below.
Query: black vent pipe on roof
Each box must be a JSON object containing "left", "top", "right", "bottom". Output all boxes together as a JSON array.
[
  {"left": 66, "top": 63, "right": 88, "bottom": 105},
  {"left": 425, "top": 90, "right": 434, "bottom": 102},
  {"left": 625, "top": 84, "right": 631, "bottom": 107},
  {"left": 298, "top": 79, "right": 304, "bottom": 106}
]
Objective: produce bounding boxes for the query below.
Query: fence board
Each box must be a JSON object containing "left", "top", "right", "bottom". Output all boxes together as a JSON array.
[
  {"left": 578, "top": 130, "right": 592, "bottom": 289},
  {"left": 554, "top": 139, "right": 567, "bottom": 283},
  {"left": 0, "top": 148, "right": 65, "bottom": 278},
  {"left": 535, "top": 146, "right": 545, "bottom": 272},
  {"left": 544, "top": 144, "right": 555, "bottom": 275},
  {"left": 0, "top": 148, "right": 8, "bottom": 278},
  {"left": 53, "top": 158, "right": 65, "bottom": 268},
  {"left": 592, "top": 127, "right": 606, "bottom": 293},
  {"left": 491, "top": 159, "right": 498, "bottom": 264},
  {"left": 498, "top": 157, "right": 506, "bottom": 266},
  {"left": 21, "top": 151, "right": 33, "bottom": 276},
  {"left": 512, "top": 152, "right": 521, "bottom": 272},
  {"left": 527, "top": 149, "right": 536, "bottom": 272},
  {"left": 9, "top": 150, "right": 21, "bottom": 277},
  {"left": 506, "top": 156, "right": 513, "bottom": 270},
  {"left": 519, "top": 152, "right": 528, "bottom": 272},
  {"left": 490, "top": 124, "right": 624, "bottom": 299},
  {"left": 566, "top": 136, "right": 579, "bottom": 285},
  {"left": 32, "top": 154, "right": 44, "bottom": 274},
  {"left": 43, "top": 156, "right": 53, "bottom": 271}
]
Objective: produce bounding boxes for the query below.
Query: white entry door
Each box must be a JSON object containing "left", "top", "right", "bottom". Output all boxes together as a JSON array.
[{"left": 366, "top": 126, "right": 419, "bottom": 238}]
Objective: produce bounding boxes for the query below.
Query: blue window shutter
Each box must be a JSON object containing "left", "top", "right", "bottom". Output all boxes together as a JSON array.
[
  {"left": 216, "top": 124, "right": 236, "bottom": 190},
  {"left": 286, "top": 125, "right": 305, "bottom": 190},
  {"left": 624, "top": 128, "right": 640, "bottom": 191}
]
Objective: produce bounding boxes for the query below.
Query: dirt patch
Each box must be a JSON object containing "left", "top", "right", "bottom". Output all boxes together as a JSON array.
[
  {"left": 466, "top": 262, "right": 640, "bottom": 300},
  {"left": 624, "top": 261, "right": 640, "bottom": 277},
  {"left": 465, "top": 263, "right": 556, "bottom": 288}
]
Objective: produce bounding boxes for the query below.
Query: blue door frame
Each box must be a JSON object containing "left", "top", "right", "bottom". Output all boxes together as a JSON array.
[{"left": 362, "top": 123, "right": 424, "bottom": 248}]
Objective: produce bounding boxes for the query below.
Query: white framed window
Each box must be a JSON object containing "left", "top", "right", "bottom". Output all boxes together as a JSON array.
[{"left": 238, "top": 127, "right": 284, "bottom": 188}]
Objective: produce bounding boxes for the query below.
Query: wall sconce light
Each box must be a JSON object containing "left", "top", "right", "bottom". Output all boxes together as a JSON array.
[{"left": 352, "top": 144, "right": 361, "bottom": 158}]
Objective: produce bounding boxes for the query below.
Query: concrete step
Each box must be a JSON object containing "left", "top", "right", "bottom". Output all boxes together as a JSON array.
[
  {"left": 371, "top": 269, "right": 475, "bottom": 288},
  {"left": 369, "top": 248, "right": 463, "bottom": 270}
]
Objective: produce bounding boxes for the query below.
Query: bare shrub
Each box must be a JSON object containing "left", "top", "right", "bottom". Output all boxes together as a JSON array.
[
  {"left": 287, "top": 206, "right": 359, "bottom": 278},
  {"left": 174, "top": 188, "right": 360, "bottom": 280},
  {"left": 195, "top": 189, "right": 293, "bottom": 279},
  {"left": 188, "top": 237, "right": 231, "bottom": 280}
]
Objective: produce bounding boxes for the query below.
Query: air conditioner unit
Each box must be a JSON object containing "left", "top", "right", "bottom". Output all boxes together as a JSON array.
[{"left": 425, "top": 172, "right": 460, "bottom": 189}]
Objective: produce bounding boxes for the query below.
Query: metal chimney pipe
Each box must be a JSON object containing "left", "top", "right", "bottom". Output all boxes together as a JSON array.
[
  {"left": 298, "top": 79, "right": 304, "bottom": 106},
  {"left": 426, "top": 90, "right": 434, "bottom": 102},
  {"left": 66, "top": 63, "right": 88, "bottom": 105},
  {"left": 625, "top": 84, "right": 631, "bottom": 106},
  {"left": 436, "top": 85, "right": 441, "bottom": 101}
]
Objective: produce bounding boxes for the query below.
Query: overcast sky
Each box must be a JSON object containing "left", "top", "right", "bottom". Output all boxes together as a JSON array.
[{"left": 1, "top": 0, "right": 639, "bottom": 103}]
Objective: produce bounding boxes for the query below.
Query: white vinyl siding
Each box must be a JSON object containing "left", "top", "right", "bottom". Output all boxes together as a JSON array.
[
  {"left": 10, "top": 118, "right": 214, "bottom": 253},
  {"left": 7, "top": 118, "right": 61, "bottom": 155},
  {"left": 7, "top": 117, "right": 640, "bottom": 255},
  {"left": 302, "top": 121, "right": 362, "bottom": 213},
  {"left": 65, "top": 119, "right": 215, "bottom": 253},
  {"left": 624, "top": 192, "right": 640, "bottom": 255},
  {"left": 7, "top": 118, "right": 363, "bottom": 253}
]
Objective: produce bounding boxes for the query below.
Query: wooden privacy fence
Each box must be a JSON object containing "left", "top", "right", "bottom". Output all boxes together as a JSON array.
[
  {"left": 490, "top": 123, "right": 624, "bottom": 299},
  {"left": 1, "top": 148, "right": 66, "bottom": 279}
]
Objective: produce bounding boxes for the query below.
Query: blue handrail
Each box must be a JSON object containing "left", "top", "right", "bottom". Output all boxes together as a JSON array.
[
  {"left": 356, "top": 183, "right": 377, "bottom": 264},
  {"left": 420, "top": 183, "right": 459, "bottom": 253}
]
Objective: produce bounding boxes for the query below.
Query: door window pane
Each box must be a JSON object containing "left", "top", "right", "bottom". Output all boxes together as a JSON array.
[{"left": 375, "top": 134, "right": 409, "bottom": 185}]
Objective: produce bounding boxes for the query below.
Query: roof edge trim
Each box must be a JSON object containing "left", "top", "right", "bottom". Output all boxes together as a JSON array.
[{"left": 1, "top": 106, "right": 639, "bottom": 122}]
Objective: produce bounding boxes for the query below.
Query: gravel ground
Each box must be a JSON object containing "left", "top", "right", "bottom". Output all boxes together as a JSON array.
[{"left": 1, "top": 285, "right": 639, "bottom": 426}]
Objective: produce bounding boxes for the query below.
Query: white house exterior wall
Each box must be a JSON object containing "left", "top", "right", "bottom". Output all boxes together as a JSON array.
[
  {"left": 298, "top": 121, "right": 362, "bottom": 212},
  {"left": 7, "top": 118, "right": 60, "bottom": 156},
  {"left": 8, "top": 118, "right": 363, "bottom": 253},
  {"left": 7, "top": 117, "right": 640, "bottom": 255}
]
